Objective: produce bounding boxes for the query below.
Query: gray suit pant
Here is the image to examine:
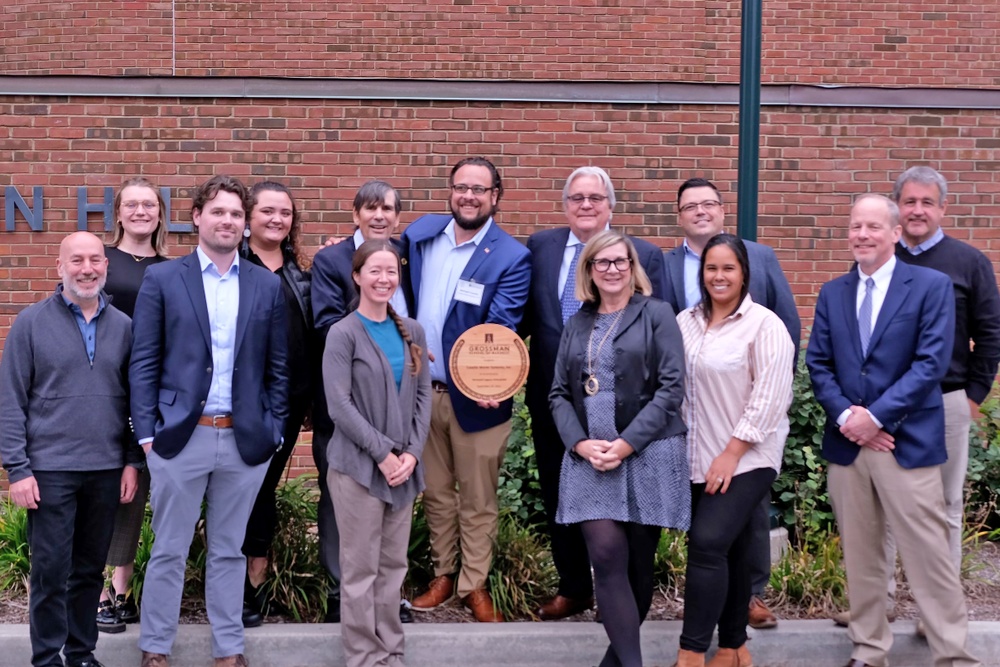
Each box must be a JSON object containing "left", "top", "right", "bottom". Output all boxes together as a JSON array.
[{"left": 139, "top": 426, "right": 269, "bottom": 658}]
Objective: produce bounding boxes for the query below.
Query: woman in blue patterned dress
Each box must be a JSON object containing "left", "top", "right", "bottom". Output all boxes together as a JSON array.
[{"left": 550, "top": 230, "right": 689, "bottom": 667}]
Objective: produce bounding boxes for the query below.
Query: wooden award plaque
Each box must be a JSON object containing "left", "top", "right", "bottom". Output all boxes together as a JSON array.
[{"left": 448, "top": 323, "right": 530, "bottom": 402}]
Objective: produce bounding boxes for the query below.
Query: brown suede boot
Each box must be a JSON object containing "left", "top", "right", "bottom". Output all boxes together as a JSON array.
[
  {"left": 671, "top": 648, "right": 706, "bottom": 667},
  {"left": 706, "top": 644, "right": 753, "bottom": 667}
]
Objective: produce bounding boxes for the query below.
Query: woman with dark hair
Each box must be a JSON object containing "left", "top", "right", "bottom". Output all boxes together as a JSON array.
[
  {"left": 239, "top": 180, "right": 315, "bottom": 626},
  {"left": 672, "top": 234, "right": 794, "bottom": 667},
  {"left": 550, "top": 230, "right": 689, "bottom": 667},
  {"left": 96, "top": 176, "right": 170, "bottom": 634},
  {"left": 324, "top": 239, "right": 430, "bottom": 667}
]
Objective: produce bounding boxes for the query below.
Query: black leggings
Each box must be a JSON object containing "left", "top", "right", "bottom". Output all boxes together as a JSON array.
[
  {"left": 680, "top": 467, "right": 776, "bottom": 653},
  {"left": 580, "top": 519, "right": 662, "bottom": 667}
]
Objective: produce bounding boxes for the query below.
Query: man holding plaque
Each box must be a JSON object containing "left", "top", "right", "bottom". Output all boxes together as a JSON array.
[
  {"left": 402, "top": 157, "right": 531, "bottom": 623},
  {"left": 521, "top": 166, "right": 667, "bottom": 621}
]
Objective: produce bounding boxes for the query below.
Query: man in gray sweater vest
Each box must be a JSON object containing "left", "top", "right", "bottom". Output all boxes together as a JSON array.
[{"left": 0, "top": 232, "right": 141, "bottom": 667}]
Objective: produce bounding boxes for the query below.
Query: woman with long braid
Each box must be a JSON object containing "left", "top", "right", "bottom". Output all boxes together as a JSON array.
[{"left": 322, "top": 239, "right": 431, "bottom": 667}]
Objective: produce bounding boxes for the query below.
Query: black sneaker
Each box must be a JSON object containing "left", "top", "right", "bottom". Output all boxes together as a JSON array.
[
  {"left": 399, "top": 599, "right": 414, "bottom": 624},
  {"left": 67, "top": 658, "right": 106, "bottom": 667},
  {"left": 324, "top": 594, "right": 341, "bottom": 623},
  {"left": 95, "top": 600, "right": 125, "bottom": 634},
  {"left": 114, "top": 594, "right": 139, "bottom": 624}
]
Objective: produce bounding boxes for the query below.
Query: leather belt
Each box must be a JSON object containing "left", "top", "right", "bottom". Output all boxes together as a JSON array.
[
  {"left": 198, "top": 414, "right": 234, "bottom": 428},
  {"left": 431, "top": 381, "right": 449, "bottom": 393}
]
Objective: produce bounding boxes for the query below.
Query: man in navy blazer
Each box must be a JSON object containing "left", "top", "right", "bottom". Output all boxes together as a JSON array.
[
  {"left": 661, "top": 177, "right": 800, "bottom": 629},
  {"left": 521, "top": 166, "right": 666, "bottom": 621},
  {"left": 806, "top": 194, "right": 978, "bottom": 667},
  {"left": 403, "top": 157, "right": 531, "bottom": 623},
  {"left": 310, "top": 179, "right": 411, "bottom": 623},
  {"left": 130, "top": 175, "right": 289, "bottom": 667}
]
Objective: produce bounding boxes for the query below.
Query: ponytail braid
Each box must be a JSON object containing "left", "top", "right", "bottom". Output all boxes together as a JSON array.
[{"left": 387, "top": 304, "right": 423, "bottom": 376}]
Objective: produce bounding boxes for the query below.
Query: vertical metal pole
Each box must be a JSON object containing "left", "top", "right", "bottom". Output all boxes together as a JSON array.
[{"left": 736, "top": 0, "right": 763, "bottom": 242}]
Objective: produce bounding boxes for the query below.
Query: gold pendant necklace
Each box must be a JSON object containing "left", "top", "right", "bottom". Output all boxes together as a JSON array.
[{"left": 585, "top": 308, "right": 626, "bottom": 396}]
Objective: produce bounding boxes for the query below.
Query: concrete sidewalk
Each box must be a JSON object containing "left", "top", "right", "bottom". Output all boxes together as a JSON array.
[{"left": 2, "top": 620, "right": 999, "bottom": 667}]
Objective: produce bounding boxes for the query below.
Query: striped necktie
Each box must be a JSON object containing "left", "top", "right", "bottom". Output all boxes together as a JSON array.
[{"left": 561, "top": 244, "right": 583, "bottom": 324}]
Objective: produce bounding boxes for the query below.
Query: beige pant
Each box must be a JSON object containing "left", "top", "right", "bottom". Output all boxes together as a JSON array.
[
  {"left": 884, "top": 389, "right": 971, "bottom": 605},
  {"left": 422, "top": 390, "right": 511, "bottom": 598},
  {"left": 829, "top": 447, "right": 979, "bottom": 667},
  {"left": 328, "top": 469, "right": 412, "bottom": 667}
]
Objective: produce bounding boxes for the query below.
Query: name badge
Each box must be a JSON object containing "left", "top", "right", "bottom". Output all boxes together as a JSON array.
[{"left": 454, "top": 279, "right": 485, "bottom": 306}]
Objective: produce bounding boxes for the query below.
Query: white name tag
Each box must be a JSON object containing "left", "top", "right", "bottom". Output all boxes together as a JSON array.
[{"left": 454, "top": 279, "right": 485, "bottom": 306}]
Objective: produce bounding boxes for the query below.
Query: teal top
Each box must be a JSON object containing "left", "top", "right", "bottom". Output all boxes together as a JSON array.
[{"left": 357, "top": 312, "right": 405, "bottom": 390}]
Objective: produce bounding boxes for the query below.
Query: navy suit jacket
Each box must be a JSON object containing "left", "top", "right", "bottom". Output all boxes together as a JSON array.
[
  {"left": 401, "top": 213, "right": 531, "bottom": 433},
  {"left": 129, "top": 251, "right": 290, "bottom": 465},
  {"left": 521, "top": 227, "right": 667, "bottom": 419},
  {"left": 806, "top": 261, "right": 955, "bottom": 469},
  {"left": 662, "top": 239, "right": 801, "bottom": 355}
]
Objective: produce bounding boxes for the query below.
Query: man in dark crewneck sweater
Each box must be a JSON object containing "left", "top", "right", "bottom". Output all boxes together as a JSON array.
[{"left": 888, "top": 166, "right": 1000, "bottom": 625}]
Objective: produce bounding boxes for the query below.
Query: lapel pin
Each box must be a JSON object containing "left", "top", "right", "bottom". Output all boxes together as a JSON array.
[{"left": 484, "top": 247, "right": 490, "bottom": 254}]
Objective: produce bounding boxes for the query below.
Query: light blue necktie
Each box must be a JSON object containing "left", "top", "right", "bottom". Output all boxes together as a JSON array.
[
  {"left": 561, "top": 244, "right": 583, "bottom": 324},
  {"left": 859, "top": 277, "right": 874, "bottom": 356}
]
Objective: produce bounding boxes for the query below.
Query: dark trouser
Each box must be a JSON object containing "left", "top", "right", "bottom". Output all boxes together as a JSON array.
[
  {"left": 580, "top": 520, "right": 662, "bottom": 667},
  {"left": 312, "top": 424, "right": 342, "bottom": 596},
  {"left": 28, "top": 469, "right": 121, "bottom": 667},
  {"left": 680, "top": 467, "right": 776, "bottom": 654},
  {"left": 533, "top": 407, "right": 594, "bottom": 600},
  {"left": 242, "top": 399, "right": 309, "bottom": 558},
  {"left": 747, "top": 494, "right": 772, "bottom": 597}
]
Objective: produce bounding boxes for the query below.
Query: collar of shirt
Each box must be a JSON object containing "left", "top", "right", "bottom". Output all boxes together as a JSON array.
[
  {"left": 196, "top": 246, "right": 240, "bottom": 278},
  {"left": 445, "top": 217, "right": 493, "bottom": 248},
  {"left": 686, "top": 294, "right": 754, "bottom": 331},
  {"left": 557, "top": 228, "right": 591, "bottom": 297},
  {"left": 60, "top": 288, "right": 106, "bottom": 363},
  {"left": 856, "top": 254, "right": 896, "bottom": 320},
  {"left": 60, "top": 288, "right": 107, "bottom": 320},
  {"left": 352, "top": 228, "right": 366, "bottom": 249},
  {"left": 899, "top": 227, "right": 945, "bottom": 256}
]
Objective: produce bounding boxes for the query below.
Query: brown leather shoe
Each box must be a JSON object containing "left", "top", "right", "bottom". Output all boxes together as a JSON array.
[
  {"left": 671, "top": 648, "right": 706, "bottom": 667},
  {"left": 707, "top": 644, "right": 753, "bottom": 667},
  {"left": 747, "top": 595, "right": 777, "bottom": 629},
  {"left": 411, "top": 575, "right": 455, "bottom": 611},
  {"left": 140, "top": 652, "right": 169, "bottom": 667},
  {"left": 213, "top": 655, "right": 248, "bottom": 667},
  {"left": 536, "top": 594, "right": 594, "bottom": 620},
  {"left": 462, "top": 589, "right": 504, "bottom": 623},
  {"left": 832, "top": 609, "right": 896, "bottom": 627}
]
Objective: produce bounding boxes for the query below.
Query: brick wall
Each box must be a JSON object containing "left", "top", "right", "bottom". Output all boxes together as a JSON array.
[{"left": 2, "top": 1, "right": 999, "bottom": 86}]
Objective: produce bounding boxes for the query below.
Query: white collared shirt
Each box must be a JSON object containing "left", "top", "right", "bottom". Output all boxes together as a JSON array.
[
  {"left": 682, "top": 239, "right": 703, "bottom": 309},
  {"left": 855, "top": 254, "right": 896, "bottom": 338},
  {"left": 416, "top": 218, "right": 493, "bottom": 382},
  {"left": 196, "top": 247, "right": 240, "bottom": 415}
]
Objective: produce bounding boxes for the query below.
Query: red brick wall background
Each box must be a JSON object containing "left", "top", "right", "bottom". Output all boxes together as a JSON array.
[{"left": 2, "top": 2, "right": 999, "bottom": 86}]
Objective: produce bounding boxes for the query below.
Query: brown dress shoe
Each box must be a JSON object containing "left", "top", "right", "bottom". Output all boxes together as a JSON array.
[
  {"left": 411, "top": 575, "right": 455, "bottom": 611},
  {"left": 213, "top": 655, "right": 248, "bottom": 667},
  {"left": 462, "top": 589, "right": 504, "bottom": 622},
  {"left": 747, "top": 595, "right": 777, "bottom": 629},
  {"left": 707, "top": 644, "right": 753, "bottom": 667},
  {"left": 671, "top": 648, "right": 706, "bottom": 667},
  {"left": 844, "top": 661, "right": 874, "bottom": 667},
  {"left": 536, "top": 594, "right": 594, "bottom": 620},
  {"left": 140, "top": 652, "right": 169, "bottom": 667}
]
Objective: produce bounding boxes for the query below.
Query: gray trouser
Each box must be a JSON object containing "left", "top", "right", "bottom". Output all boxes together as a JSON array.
[
  {"left": 139, "top": 426, "right": 269, "bottom": 658},
  {"left": 313, "top": 428, "right": 342, "bottom": 595}
]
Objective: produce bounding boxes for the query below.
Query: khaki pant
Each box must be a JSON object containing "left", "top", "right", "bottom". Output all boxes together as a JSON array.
[
  {"left": 829, "top": 448, "right": 979, "bottom": 667},
  {"left": 328, "top": 469, "right": 411, "bottom": 667},
  {"left": 422, "top": 390, "right": 511, "bottom": 598}
]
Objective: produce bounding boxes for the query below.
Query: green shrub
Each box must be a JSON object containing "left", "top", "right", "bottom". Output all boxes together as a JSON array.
[
  {"left": 487, "top": 509, "right": 557, "bottom": 619},
  {"left": 774, "top": 358, "right": 836, "bottom": 546},
  {"left": 125, "top": 504, "right": 154, "bottom": 603},
  {"left": 497, "top": 393, "right": 546, "bottom": 526},
  {"left": 0, "top": 499, "right": 30, "bottom": 593},
  {"left": 652, "top": 529, "right": 687, "bottom": 595},
  {"left": 769, "top": 532, "right": 847, "bottom": 614}
]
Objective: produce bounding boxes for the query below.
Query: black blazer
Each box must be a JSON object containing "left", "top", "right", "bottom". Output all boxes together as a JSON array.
[
  {"left": 549, "top": 294, "right": 686, "bottom": 453},
  {"left": 521, "top": 227, "right": 667, "bottom": 420}
]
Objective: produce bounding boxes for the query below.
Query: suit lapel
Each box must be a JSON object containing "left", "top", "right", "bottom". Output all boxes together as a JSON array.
[
  {"left": 444, "top": 220, "right": 500, "bottom": 322},
  {"left": 180, "top": 252, "right": 212, "bottom": 351},
  {"left": 543, "top": 229, "right": 570, "bottom": 322},
  {"left": 405, "top": 216, "right": 450, "bottom": 317},
  {"left": 234, "top": 260, "right": 258, "bottom": 358},
  {"left": 839, "top": 270, "right": 864, "bottom": 360},
  {"left": 666, "top": 248, "right": 686, "bottom": 310},
  {"left": 867, "top": 263, "right": 911, "bottom": 355}
]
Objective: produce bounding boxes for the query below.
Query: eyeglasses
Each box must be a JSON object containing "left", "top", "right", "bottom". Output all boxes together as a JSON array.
[
  {"left": 451, "top": 184, "right": 494, "bottom": 196},
  {"left": 122, "top": 201, "right": 158, "bottom": 212},
  {"left": 590, "top": 257, "right": 632, "bottom": 272},
  {"left": 678, "top": 200, "right": 722, "bottom": 215},
  {"left": 566, "top": 194, "right": 608, "bottom": 205}
]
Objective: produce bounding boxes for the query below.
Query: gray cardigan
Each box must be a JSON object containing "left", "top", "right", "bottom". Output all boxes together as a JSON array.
[
  {"left": 0, "top": 287, "right": 138, "bottom": 483},
  {"left": 323, "top": 311, "right": 431, "bottom": 510}
]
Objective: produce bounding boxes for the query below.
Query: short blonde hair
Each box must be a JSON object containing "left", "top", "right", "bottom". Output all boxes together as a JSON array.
[{"left": 575, "top": 230, "right": 652, "bottom": 303}]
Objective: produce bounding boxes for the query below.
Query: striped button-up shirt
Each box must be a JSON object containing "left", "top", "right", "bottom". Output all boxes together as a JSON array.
[{"left": 677, "top": 295, "right": 795, "bottom": 484}]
